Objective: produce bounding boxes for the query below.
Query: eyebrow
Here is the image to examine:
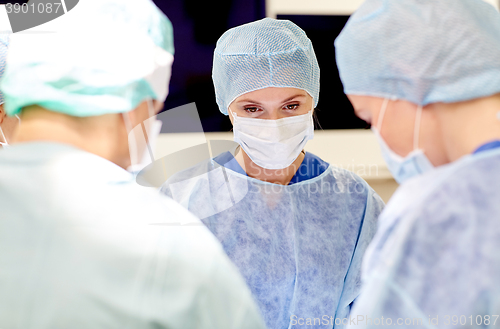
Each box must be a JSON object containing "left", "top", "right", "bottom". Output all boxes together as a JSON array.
[
  {"left": 235, "top": 94, "right": 307, "bottom": 105},
  {"left": 235, "top": 99, "right": 263, "bottom": 106},
  {"left": 282, "top": 94, "right": 307, "bottom": 103}
]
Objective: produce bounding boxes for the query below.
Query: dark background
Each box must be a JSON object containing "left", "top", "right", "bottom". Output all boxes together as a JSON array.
[
  {"left": 2, "top": 0, "right": 365, "bottom": 130},
  {"left": 153, "top": 1, "right": 367, "bottom": 131}
]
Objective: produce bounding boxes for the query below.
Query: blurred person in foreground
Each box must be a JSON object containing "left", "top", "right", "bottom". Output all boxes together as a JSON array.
[
  {"left": 335, "top": 0, "right": 500, "bottom": 327},
  {"left": 0, "top": 0, "right": 265, "bottom": 328}
]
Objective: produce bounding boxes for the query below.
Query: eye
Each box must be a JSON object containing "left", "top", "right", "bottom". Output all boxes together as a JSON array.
[
  {"left": 244, "top": 107, "right": 260, "bottom": 113},
  {"left": 284, "top": 104, "right": 299, "bottom": 110}
]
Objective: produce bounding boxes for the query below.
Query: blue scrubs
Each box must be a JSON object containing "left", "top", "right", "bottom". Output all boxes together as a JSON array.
[
  {"left": 161, "top": 151, "right": 384, "bottom": 329},
  {"left": 213, "top": 151, "right": 329, "bottom": 184},
  {"left": 473, "top": 140, "right": 500, "bottom": 154},
  {"left": 348, "top": 142, "right": 500, "bottom": 329}
]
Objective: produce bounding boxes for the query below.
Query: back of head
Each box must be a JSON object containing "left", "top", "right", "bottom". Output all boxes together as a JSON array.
[
  {"left": 335, "top": 0, "right": 500, "bottom": 105},
  {"left": 212, "top": 18, "right": 320, "bottom": 115},
  {"left": 1, "top": 0, "right": 174, "bottom": 117}
]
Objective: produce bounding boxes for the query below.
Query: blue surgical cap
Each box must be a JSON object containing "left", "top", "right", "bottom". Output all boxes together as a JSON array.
[
  {"left": 335, "top": 0, "right": 500, "bottom": 106},
  {"left": 1, "top": 0, "right": 174, "bottom": 117},
  {"left": 0, "top": 35, "right": 8, "bottom": 106},
  {"left": 213, "top": 18, "right": 320, "bottom": 115}
]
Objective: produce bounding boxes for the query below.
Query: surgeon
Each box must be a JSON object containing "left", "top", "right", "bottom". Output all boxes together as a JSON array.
[
  {"left": 161, "top": 18, "right": 385, "bottom": 329},
  {"left": 334, "top": 0, "right": 500, "bottom": 327},
  {"left": 0, "top": 34, "right": 18, "bottom": 149},
  {"left": 0, "top": 1, "right": 266, "bottom": 328}
]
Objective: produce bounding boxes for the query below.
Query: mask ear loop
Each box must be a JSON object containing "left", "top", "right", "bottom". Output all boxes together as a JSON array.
[
  {"left": 122, "top": 110, "right": 138, "bottom": 170},
  {"left": 228, "top": 108, "right": 240, "bottom": 155},
  {"left": 0, "top": 114, "right": 22, "bottom": 146},
  {"left": 414, "top": 105, "right": 423, "bottom": 150},
  {"left": 143, "top": 99, "right": 156, "bottom": 163},
  {"left": 123, "top": 99, "right": 156, "bottom": 173},
  {"left": 0, "top": 125, "right": 7, "bottom": 145},
  {"left": 377, "top": 98, "right": 390, "bottom": 132},
  {"left": 147, "top": 99, "right": 155, "bottom": 118},
  {"left": 228, "top": 108, "right": 237, "bottom": 122},
  {"left": 0, "top": 105, "right": 8, "bottom": 144}
]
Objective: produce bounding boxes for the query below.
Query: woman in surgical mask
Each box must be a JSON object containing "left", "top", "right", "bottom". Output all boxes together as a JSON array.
[
  {"left": 161, "top": 18, "right": 385, "bottom": 329},
  {"left": 334, "top": 0, "right": 500, "bottom": 325}
]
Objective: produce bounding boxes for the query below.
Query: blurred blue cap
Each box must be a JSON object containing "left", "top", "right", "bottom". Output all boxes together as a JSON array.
[{"left": 335, "top": 0, "right": 500, "bottom": 105}]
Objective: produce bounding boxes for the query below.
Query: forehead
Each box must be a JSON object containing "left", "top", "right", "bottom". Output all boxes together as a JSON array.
[{"left": 234, "top": 87, "right": 310, "bottom": 104}]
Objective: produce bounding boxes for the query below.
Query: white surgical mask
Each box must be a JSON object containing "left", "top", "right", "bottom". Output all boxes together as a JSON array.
[
  {"left": 0, "top": 115, "right": 21, "bottom": 149},
  {"left": 372, "top": 98, "right": 434, "bottom": 184},
  {"left": 230, "top": 109, "right": 314, "bottom": 170},
  {"left": 123, "top": 100, "right": 163, "bottom": 174}
]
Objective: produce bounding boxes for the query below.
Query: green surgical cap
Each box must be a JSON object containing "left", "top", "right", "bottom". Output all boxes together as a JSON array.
[{"left": 1, "top": 0, "right": 174, "bottom": 117}]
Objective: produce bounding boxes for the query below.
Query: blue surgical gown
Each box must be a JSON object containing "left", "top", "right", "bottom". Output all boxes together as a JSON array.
[
  {"left": 348, "top": 145, "right": 500, "bottom": 329},
  {"left": 0, "top": 142, "right": 266, "bottom": 329},
  {"left": 161, "top": 151, "right": 385, "bottom": 329}
]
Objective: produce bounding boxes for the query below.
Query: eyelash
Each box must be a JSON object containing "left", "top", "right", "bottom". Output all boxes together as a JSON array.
[
  {"left": 244, "top": 107, "right": 260, "bottom": 113},
  {"left": 284, "top": 104, "right": 299, "bottom": 110},
  {"left": 243, "top": 104, "right": 300, "bottom": 113}
]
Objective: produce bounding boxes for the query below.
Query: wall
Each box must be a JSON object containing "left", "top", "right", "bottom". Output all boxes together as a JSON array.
[{"left": 267, "top": 0, "right": 499, "bottom": 17}]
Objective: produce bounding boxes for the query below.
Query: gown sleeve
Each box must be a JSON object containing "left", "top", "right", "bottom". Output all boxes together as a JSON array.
[
  {"left": 335, "top": 184, "right": 385, "bottom": 328},
  {"left": 347, "top": 171, "right": 500, "bottom": 329}
]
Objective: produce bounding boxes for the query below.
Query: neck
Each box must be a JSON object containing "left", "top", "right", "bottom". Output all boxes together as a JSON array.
[
  {"left": 434, "top": 95, "right": 500, "bottom": 162},
  {"left": 13, "top": 106, "right": 127, "bottom": 167},
  {"left": 235, "top": 147, "right": 304, "bottom": 185}
]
